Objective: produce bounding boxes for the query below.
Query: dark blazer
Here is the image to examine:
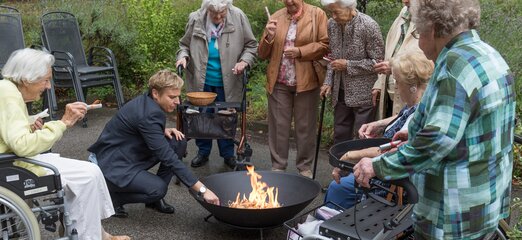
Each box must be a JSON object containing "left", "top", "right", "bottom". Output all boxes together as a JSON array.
[{"left": 88, "top": 93, "right": 198, "bottom": 188}]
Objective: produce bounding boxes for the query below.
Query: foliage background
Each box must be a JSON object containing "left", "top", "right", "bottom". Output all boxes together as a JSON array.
[{"left": 1, "top": 0, "right": 520, "bottom": 175}]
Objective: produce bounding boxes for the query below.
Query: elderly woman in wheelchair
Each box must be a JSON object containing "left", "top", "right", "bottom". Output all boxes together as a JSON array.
[{"left": 0, "top": 48, "right": 129, "bottom": 240}]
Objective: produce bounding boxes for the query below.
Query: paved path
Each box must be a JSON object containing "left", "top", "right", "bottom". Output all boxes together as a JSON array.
[{"left": 48, "top": 108, "right": 334, "bottom": 240}]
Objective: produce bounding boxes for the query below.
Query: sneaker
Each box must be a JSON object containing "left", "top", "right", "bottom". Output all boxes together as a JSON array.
[{"left": 299, "top": 170, "right": 313, "bottom": 178}]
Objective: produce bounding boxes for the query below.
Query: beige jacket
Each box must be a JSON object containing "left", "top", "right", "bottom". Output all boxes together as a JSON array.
[
  {"left": 176, "top": 6, "right": 258, "bottom": 102},
  {"left": 258, "top": 4, "right": 329, "bottom": 94},
  {"left": 373, "top": 6, "right": 420, "bottom": 119}
]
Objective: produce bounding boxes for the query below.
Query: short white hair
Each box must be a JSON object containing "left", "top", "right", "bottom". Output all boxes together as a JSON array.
[
  {"left": 1, "top": 48, "right": 54, "bottom": 84},
  {"left": 321, "top": 0, "right": 357, "bottom": 9},
  {"left": 201, "top": 0, "right": 233, "bottom": 11}
]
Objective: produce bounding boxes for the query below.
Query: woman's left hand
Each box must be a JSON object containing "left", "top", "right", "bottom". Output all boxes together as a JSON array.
[
  {"left": 30, "top": 118, "right": 44, "bottom": 132},
  {"left": 164, "top": 128, "right": 185, "bottom": 141},
  {"left": 331, "top": 59, "right": 348, "bottom": 71},
  {"left": 233, "top": 61, "right": 249, "bottom": 75},
  {"left": 353, "top": 157, "right": 375, "bottom": 188}
]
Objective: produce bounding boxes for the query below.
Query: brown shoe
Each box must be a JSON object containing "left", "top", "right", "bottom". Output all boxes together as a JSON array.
[{"left": 299, "top": 170, "right": 313, "bottom": 178}]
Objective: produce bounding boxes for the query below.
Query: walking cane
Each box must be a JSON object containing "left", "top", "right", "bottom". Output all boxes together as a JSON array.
[{"left": 312, "top": 97, "right": 326, "bottom": 179}]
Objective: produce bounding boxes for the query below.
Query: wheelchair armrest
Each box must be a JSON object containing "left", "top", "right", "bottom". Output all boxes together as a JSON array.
[
  {"left": 0, "top": 153, "right": 20, "bottom": 161},
  {"left": 88, "top": 46, "right": 116, "bottom": 67},
  {"left": 0, "top": 153, "right": 60, "bottom": 176}
]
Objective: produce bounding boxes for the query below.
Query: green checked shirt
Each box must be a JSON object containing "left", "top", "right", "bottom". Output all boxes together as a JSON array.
[{"left": 372, "top": 30, "right": 516, "bottom": 239}]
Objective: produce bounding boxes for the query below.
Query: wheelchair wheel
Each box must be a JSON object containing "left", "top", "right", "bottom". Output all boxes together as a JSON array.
[{"left": 0, "top": 186, "right": 40, "bottom": 239}]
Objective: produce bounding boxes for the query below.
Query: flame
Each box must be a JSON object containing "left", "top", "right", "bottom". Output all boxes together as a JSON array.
[{"left": 228, "top": 165, "right": 281, "bottom": 209}]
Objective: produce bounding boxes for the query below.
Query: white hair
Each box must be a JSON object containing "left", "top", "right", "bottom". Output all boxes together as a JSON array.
[
  {"left": 1, "top": 48, "right": 54, "bottom": 84},
  {"left": 320, "top": 0, "right": 357, "bottom": 9},
  {"left": 201, "top": 0, "right": 233, "bottom": 11}
]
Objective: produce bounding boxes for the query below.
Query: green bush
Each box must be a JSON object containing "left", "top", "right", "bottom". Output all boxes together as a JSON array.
[{"left": 4, "top": 0, "right": 520, "bottom": 145}]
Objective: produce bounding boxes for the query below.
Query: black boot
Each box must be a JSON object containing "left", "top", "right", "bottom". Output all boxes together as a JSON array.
[
  {"left": 145, "top": 199, "right": 175, "bottom": 214},
  {"left": 223, "top": 156, "right": 236, "bottom": 169},
  {"left": 190, "top": 154, "right": 209, "bottom": 167}
]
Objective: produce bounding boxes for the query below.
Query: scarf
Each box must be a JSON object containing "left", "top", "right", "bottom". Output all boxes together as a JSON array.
[{"left": 206, "top": 13, "right": 225, "bottom": 50}]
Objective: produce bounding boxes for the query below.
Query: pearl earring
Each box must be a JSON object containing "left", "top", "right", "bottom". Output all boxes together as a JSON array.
[{"left": 409, "top": 85, "right": 417, "bottom": 93}]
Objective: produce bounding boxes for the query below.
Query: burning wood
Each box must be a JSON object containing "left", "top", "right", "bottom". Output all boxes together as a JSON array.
[{"left": 228, "top": 166, "right": 281, "bottom": 209}]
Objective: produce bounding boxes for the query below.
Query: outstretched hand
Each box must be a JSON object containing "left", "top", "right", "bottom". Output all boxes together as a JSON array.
[
  {"left": 61, "top": 102, "right": 87, "bottom": 127},
  {"left": 164, "top": 128, "right": 185, "bottom": 141},
  {"left": 203, "top": 189, "right": 220, "bottom": 205}
]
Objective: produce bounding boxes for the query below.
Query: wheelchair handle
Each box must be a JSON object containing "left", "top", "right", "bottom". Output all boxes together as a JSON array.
[
  {"left": 242, "top": 66, "right": 249, "bottom": 86},
  {"left": 177, "top": 65, "right": 184, "bottom": 78}
]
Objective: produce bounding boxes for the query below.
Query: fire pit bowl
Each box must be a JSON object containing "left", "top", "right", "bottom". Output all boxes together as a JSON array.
[{"left": 190, "top": 171, "right": 321, "bottom": 228}]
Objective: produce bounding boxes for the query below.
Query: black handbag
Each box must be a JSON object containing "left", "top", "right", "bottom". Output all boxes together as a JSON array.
[{"left": 182, "top": 112, "right": 238, "bottom": 139}]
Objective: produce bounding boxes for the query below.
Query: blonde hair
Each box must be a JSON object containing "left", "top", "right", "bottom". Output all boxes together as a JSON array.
[
  {"left": 411, "top": 0, "right": 480, "bottom": 38},
  {"left": 390, "top": 51, "right": 434, "bottom": 87},
  {"left": 1, "top": 48, "right": 54, "bottom": 84},
  {"left": 148, "top": 69, "right": 184, "bottom": 92}
]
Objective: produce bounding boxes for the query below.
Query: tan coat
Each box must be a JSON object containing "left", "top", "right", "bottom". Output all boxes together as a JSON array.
[
  {"left": 373, "top": 6, "right": 420, "bottom": 119},
  {"left": 176, "top": 6, "right": 258, "bottom": 102},
  {"left": 258, "top": 4, "right": 329, "bottom": 94}
]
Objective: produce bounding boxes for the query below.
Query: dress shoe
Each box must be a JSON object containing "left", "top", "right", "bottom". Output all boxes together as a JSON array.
[
  {"left": 191, "top": 154, "right": 209, "bottom": 167},
  {"left": 112, "top": 205, "right": 128, "bottom": 218},
  {"left": 145, "top": 199, "right": 175, "bottom": 214},
  {"left": 223, "top": 156, "right": 236, "bottom": 169}
]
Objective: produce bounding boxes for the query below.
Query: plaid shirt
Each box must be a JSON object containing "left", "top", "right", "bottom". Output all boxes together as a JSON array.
[{"left": 372, "top": 30, "right": 516, "bottom": 239}]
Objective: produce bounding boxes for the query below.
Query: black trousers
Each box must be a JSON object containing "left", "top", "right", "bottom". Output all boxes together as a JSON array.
[
  {"left": 107, "top": 138, "right": 187, "bottom": 205},
  {"left": 333, "top": 88, "right": 376, "bottom": 144}
]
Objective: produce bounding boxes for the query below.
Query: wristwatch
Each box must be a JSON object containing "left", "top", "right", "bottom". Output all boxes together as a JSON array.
[{"left": 198, "top": 185, "right": 207, "bottom": 196}]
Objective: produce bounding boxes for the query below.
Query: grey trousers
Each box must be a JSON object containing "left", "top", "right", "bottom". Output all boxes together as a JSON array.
[
  {"left": 334, "top": 88, "right": 375, "bottom": 144},
  {"left": 268, "top": 83, "right": 319, "bottom": 172}
]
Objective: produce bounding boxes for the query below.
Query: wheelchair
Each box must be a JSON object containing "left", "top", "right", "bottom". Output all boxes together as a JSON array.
[{"left": 0, "top": 153, "right": 77, "bottom": 239}]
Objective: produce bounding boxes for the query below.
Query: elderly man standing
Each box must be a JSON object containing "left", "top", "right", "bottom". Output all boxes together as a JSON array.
[
  {"left": 176, "top": 0, "right": 257, "bottom": 169},
  {"left": 372, "top": 0, "right": 420, "bottom": 119},
  {"left": 354, "top": 0, "right": 515, "bottom": 239}
]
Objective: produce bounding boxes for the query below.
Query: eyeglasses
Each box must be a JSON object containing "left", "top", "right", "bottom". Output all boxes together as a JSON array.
[{"left": 411, "top": 29, "right": 420, "bottom": 39}]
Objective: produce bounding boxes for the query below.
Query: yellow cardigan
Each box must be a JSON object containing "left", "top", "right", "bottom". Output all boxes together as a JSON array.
[{"left": 0, "top": 80, "right": 66, "bottom": 176}]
